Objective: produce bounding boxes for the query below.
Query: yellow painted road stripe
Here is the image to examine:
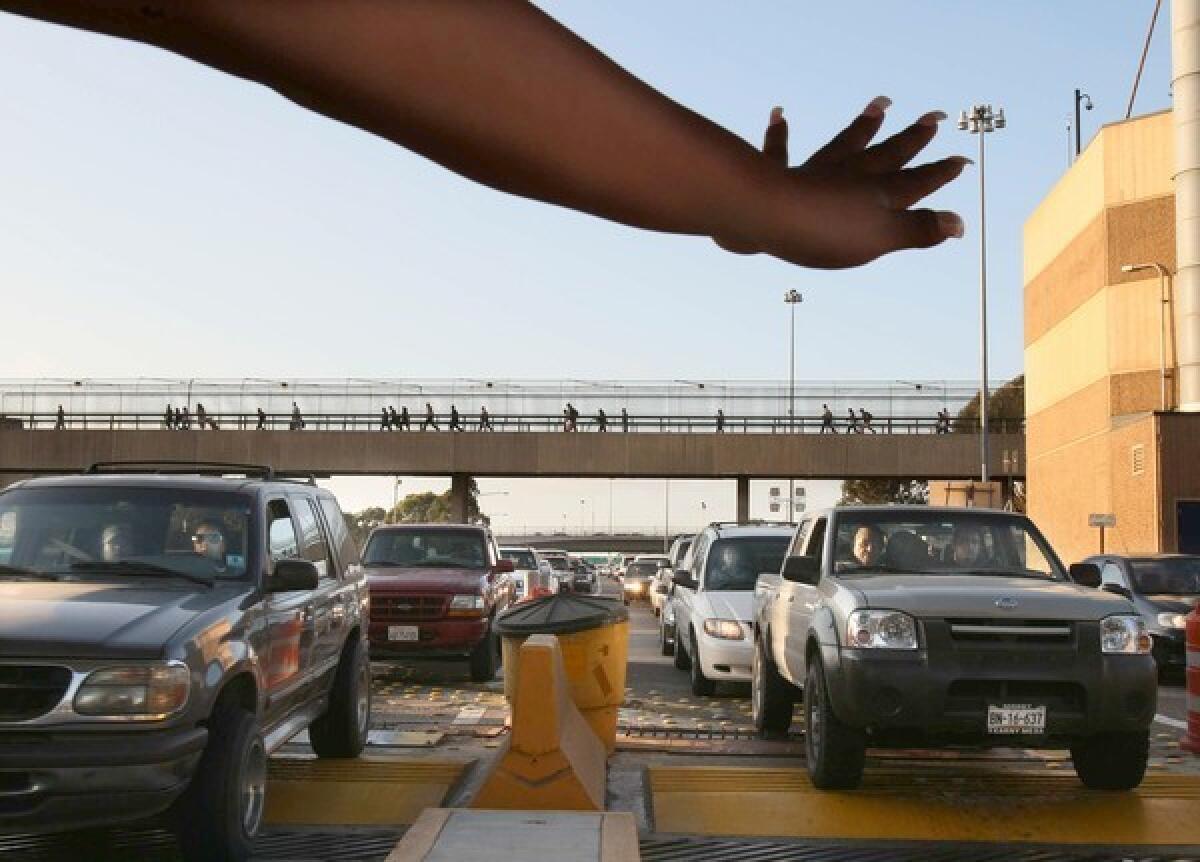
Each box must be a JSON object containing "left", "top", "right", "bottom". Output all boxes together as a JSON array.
[{"left": 649, "top": 766, "right": 1200, "bottom": 845}]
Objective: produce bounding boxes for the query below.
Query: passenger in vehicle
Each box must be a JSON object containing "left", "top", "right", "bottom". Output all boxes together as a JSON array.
[
  {"left": 99, "top": 523, "right": 134, "bottom": 561},
  {"left": 192, "top": 520, "right": 228, "bottom": 572},
  {"left": 706, "top": 544, "right": 753, "bottom": 590},
  {"left": 948, "top": 525, "right": 985, "bottom": 567},
  {"left": 885, "top": 530, "right": 930, "bottom": 570},
  {"left": 850, "top": 525, "right": 885, "bottom": 566}
]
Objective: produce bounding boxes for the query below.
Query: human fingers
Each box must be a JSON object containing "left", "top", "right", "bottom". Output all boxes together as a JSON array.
[
  {"left": 854, "top": 110, "right": 946, "bottom": 174},
  {"left": 891, "top": 208, "right": 965, "bottom": 251},
  {"left": 882, "top": 156, "right": 972, "bottom": 209},
  {"left": 802, "top": 96, "right": 890, "bottom": 170},
  {"left": 762, "top": 105, "right": 788, "bottom": 166}
]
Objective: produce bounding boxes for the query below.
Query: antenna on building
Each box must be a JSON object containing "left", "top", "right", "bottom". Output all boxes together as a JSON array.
[{"left": 1127, "top": 0, "right": 1164, "bottom": 119}]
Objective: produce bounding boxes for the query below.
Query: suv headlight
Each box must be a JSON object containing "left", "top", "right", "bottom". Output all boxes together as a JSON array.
[
  {"left": 448, "top": 594, "right": 486, "bottom": 616},
  {"left": 1101, "top": 615, "right": 1152, "bottom": 653},
  {"left": 846, "top": 610, "right": 918, "bottom": 650},
  {"left": 74, "top": 663, "right": 190, "bottom": 717},
  {"left": 703, "top": 618, "right": 745, "bottom": 640},
  {"left": 1157, "top": 612, "right": 1188, "bottom": 630}
]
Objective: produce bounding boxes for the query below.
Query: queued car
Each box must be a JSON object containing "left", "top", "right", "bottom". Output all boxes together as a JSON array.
[
  {"left": 540, "top": 549, "right": 573, "bottom": 591},
  {"left": 621, "top": 559, "right": 663, "bottom": 605},
  {"left": 499, "top": 545, "right": 556, "bottom": 603},
  {"left": 752, "top": 506, "right": 1158, "bottom": 791},
  {"left": 363, "top": 523, "right": 514, "bottom": 682},
  {"left": 657, "top": 536, "right": 695, "bottom": 648},
  {"left": 0, "top": 466, "right": 370, "bottom": 861},
  {"left": 651, "top": 539, "right": 693, "bottom": 618},
  {"left": 568, "top": 555, "right": 597, "bottom": 593},
  {"left": 670, "top": 523, "right": 792, "bottom": 695},
  {"left": 1080, "top": 553, "right": 1200, "bottom": 677}
]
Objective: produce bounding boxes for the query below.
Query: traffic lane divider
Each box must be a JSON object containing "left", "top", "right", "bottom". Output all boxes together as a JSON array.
[
  {"left": 385, "top": 809, "right": 638, "bottom": 861},
  {"left": 648, "top": 765, "right": 1200, "bottom": 845},
  {"left": 263, "top": 757, "right": 470, "bottom": 826}
]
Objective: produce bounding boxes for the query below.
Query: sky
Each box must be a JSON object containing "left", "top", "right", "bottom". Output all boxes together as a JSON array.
[{"left": 0, "top": 2, "right": 1174, "bottom": 529}]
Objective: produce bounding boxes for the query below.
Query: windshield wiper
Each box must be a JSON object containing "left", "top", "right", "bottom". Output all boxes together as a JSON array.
[
  {"left": 69, "top": 561, "right": 214, "bottom": 587},
  {"left": 0, "top": 564, "right": 62, "bottom": 580}
]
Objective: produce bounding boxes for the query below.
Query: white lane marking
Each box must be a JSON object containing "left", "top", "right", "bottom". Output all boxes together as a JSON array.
[
  {"left": 1154, "top": 713, "right": 1188, "bottom": 730},
  {"left": 453, "top": 706, "right": 487, "bottom": 726}
]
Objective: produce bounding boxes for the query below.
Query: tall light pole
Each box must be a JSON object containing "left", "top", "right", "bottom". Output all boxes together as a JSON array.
[
  {"left": 784, "top": 289, "right": 803, "bottom": 511},
  {"left": 1121, "top": 262, "right": 1173, "bottom": 411},
  {"left": 958, "top": 104, "right": 1006, "bottom": 483},
  {"left": 1073, "top": 89, "right": 1093, "bottom": 159}
]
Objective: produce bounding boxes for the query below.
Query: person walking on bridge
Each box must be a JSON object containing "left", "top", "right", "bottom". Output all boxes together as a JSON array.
[
  {"left": 195, "top": 403, "right": 211, "bottom": 430},
  {"left": 422, "top": 402, "right": 439, "bottom": 431},
  {"left": 621, "top": 408, "right": 630, "bottom": 433},
  {"left": 256, "top": 407, "right": 267, "bottom": 430},
  {"left": 164, "top": 404, "right": 175, "bottom": 430},
  {"left": 821, "top": 404, "right": 836, "bottom": 434},
  {"left": 380, "top": 407, "right": 392, "bottom": 431},
  {"left": 290, "top": 402, "right": 305, "bottom": 431},
  {"left": 716, "top": 409, "right": 726, "bottom": 433},
  {"left": 390, "top": 406, "right": 407, "bottom": 431},
  {"left": 597, "top": 408, "right": 608, "bottom": 432},
  {"left": 564, "top": 402, "right": 579, "bottom": 432},
  {"left": 846, "top": 408, "right": 859, "bottom": 434},
  {"left": 861, "top": 408, "right": 876, "bottom": 434},
  {"left": 479, "top": 406, "right": 494, "bottom": 431},
  {"left": 177, "top": 406, "right": 191, "bottom": 431},
  {"left": 54, "top": 405, "right": 66, "bottom": 430},
  {"left": 450, "top": 405, "right": 464, "bottom": 432}
]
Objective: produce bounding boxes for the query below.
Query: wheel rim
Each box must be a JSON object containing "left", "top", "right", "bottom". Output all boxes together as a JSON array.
[
  {"left": 241, "top": 735, "right": 267, "bottom": 836},
  {"left": 356, "top": 660, "right": 371, "bottom": 735}
]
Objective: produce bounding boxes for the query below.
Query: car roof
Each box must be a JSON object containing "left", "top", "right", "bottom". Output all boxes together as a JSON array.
[
  {"left": 706, "top": 524, "right": 795, "bottom": 539},
  {"left": 814, "top": 505, "right": 1019, "bottom": 517},
  {"left": 372, "top": 523, "right": 489, "bottom": 532},
  {"left": 4, "top": 473, "right": 315, "bottom": 496}
]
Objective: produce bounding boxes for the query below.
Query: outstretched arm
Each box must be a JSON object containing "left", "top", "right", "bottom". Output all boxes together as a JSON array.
[{"left": 1, "top": 0, "right": 966, "bottom": 268}]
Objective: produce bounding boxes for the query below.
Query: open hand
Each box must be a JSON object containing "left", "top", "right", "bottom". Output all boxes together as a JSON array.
[{"left": 718, "top": 97, "right": 970, "bottom": 268}]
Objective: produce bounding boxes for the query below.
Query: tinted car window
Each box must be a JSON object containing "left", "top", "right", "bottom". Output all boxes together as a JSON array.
[
  {"left": 365, "top": 528, "right": 488, "bottom": 569},
  {"left": 0, "top": 486, "right": 254, "bottom": 580},
  {"left": 1129, "top": 558, "right": 1200, "bottom": 594},
  {"left": 318, "top": 495, "right": 360, "bottom": 568},
  {"left": 501, "top": 549, "right": 537, "bottom": 569},
  {"left": 704, "top": 537, "right": 790, "bottom": 591},
  {"left": 294, "top": 498, "right": 333, "bottom": 580}
]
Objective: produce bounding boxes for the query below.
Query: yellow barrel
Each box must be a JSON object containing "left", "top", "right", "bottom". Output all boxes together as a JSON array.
[{"left": 496, "top": 592, "right": 630, "bottom": 753}]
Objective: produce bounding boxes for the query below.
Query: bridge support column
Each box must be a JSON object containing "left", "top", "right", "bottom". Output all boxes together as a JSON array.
[
  {"left": 736, "top": 476, "right": 750, "bottom": 523},
  {"left": 449, "top": 473, "right": 471, "bottom": 523}
]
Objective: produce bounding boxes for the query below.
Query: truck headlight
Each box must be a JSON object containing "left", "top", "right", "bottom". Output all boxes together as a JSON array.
[
  {"left": 74, "top": 663, "right": 190, "bottom": 717},
  {"left": 703, "top": 618, "right": 745, "bottom": 640},
  {"left": 448, "top": 594, "right": 486, "bottom": 616},
  {"left": 1101, "top": 615, "right": 1152, "bottom": 653},
  {"left": 1157, "top": 612, "right": 1188, "bottom": 630},
  {"left": 846, "top": 610, "right": 918, "bottom": 650}
]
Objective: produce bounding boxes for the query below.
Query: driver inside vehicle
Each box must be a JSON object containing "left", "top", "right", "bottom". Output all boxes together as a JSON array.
[
  {"left": 850, "top": 525, "right": 886, "bottom": 567},
  {"left": 191, "top": 520, "right": 228, "bottom": 572}
]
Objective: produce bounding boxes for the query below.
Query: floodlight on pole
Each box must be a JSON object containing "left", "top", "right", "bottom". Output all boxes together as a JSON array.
[
  {"left": 959, "top": 104, "right": 1006, "bottom": 484},
  {"left": 784, "top": 289, "right": 803, "bottom": 512}
]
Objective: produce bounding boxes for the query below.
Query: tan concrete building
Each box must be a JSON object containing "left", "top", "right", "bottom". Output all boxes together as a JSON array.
[{"left": 1024, "top": 110, "right": 1200, "bottom": 562}]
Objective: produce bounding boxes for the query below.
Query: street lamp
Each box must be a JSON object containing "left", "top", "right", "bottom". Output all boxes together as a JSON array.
[
  {"left": 958, "top": 104, "right": 1006, "bottom": 483},
  {"left": 784, "top": 289, "right": 803, "bottom": 509},
  {"left": 1073, "top": 89, "right": 1093, "bottom": 159},
  {"left": 1121, "top": 263, "right": 1173, "bottom": 411}
]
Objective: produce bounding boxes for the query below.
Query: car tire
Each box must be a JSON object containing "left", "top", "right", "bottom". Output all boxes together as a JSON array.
[
  {"left": 673, "top": 627, "right": 691, "bottom": 670},
  {"left": 309, "top": 637, "right": 371, "bottom": 758},
  {"left": 689, "top": 630, "right": 716, "bottom": 697},
  {"left": 1070, "top": 731, "right": 1149, "bottom": 790},
  {"left": 468, "top": 622, "right": 500, "bottom": 683},
  {"left": 804, "top": 655, "right": 865, "bottom": 790},
  {"left": 752, "top": 635, "right": 796, "bottom": 736},
  {"left": 172, "top": 699, "right": 265, "bottom": 862},
  {"left": 660, "top": 623, "right": 674, "bottom": 657}
]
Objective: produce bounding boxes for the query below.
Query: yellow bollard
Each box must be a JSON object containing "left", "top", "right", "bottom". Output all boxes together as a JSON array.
[{"left": 472, "top": 634, "right": 607, "bottom": 811}]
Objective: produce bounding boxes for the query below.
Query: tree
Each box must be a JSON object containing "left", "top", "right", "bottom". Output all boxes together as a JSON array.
[
  {"left": 345, "top": 479, "right": 490, "bottom": 548},
  {"left": 345, "top": 506, "right": 388, "bottom": 549},
  {"left": 839, "top": 479, "right": 928, "bottom": 506},
  {"left": 954, "top": 374, "right": 1024, "bottom": 433}
]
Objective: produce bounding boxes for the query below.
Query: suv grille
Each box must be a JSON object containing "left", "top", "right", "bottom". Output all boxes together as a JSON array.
[
  {"left": 371, "top": 595, "right": 447, "bottom": 622},
  {"left": 0, "top": 666, "right": 72, "bottom": 721},
  {"left": 946, "top": 680, "right": 1086, "bottom": 715},
  {"left": 947, "top": 618, "right": 1072, "bottom": 644}
]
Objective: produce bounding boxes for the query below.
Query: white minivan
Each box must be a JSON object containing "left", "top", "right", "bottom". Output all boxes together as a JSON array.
[{"left": 670, "top": 523, "right": 792, "bottom": 695}]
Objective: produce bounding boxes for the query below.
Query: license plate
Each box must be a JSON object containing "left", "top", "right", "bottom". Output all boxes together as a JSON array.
[
  {"left": 987, "top": 703, "right": 1046, "bottom": 735},
  {"left": 388, "top": 626, "right": 419, "bottom": 642}
]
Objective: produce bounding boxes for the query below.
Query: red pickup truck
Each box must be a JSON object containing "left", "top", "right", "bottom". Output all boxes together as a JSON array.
[{"left": 363, "top": 523, "right": 515, "bottom": 681}]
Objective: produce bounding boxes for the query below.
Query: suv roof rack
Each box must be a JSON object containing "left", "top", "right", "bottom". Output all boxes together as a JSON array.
[
  {"left": 708, "top": 519, "right": 797, "bottom": 530},
  {"left": 86, "top": 460, "right": 276, "bottom": 480}
]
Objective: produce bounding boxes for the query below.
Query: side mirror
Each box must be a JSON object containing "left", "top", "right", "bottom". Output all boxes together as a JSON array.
[
  {"left": 1068, "top": 562, "right": 1102, "bottom": 588},
  {"left": 672, "top": 569, "right": 696, "bottom": 589},
  {"left": 782, "top": 556, "right": 821, "bottom": 585},
  {"left": 494, "top": 558, "right": 515, "bottom": 573},
  {"left": 1102, "top": 582, "right": 1133, "bottom": 599},
  {"left": 268, "top": 559, "right": 319, "bottom": 592}
]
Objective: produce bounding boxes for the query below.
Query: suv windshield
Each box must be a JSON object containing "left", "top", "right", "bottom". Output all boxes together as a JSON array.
[
  {"left": 0, "top": 486, "right": 254, "bottom": 581},
  {"left": 501, "top": 549, "right": 537, "bottom": 570},
  {"left": 832, "top": 511, "right": 1063, "bottom": 580},
  {"left": 365, "top": 528, "right": 488, "bottom": 569},
  {"left": 1130, "top": 558, "right": 1200, "bottom": 595},
  {"left": 705, "top": 536, "right": 790, "bottom": 591},
  {"left": 626, "top": 562, "right": 660, "bottom": 579}
]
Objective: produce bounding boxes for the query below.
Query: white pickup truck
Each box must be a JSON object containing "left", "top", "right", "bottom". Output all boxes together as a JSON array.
[{"left": 752, "top": 505, "right": 1157, "bottom": 790}]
